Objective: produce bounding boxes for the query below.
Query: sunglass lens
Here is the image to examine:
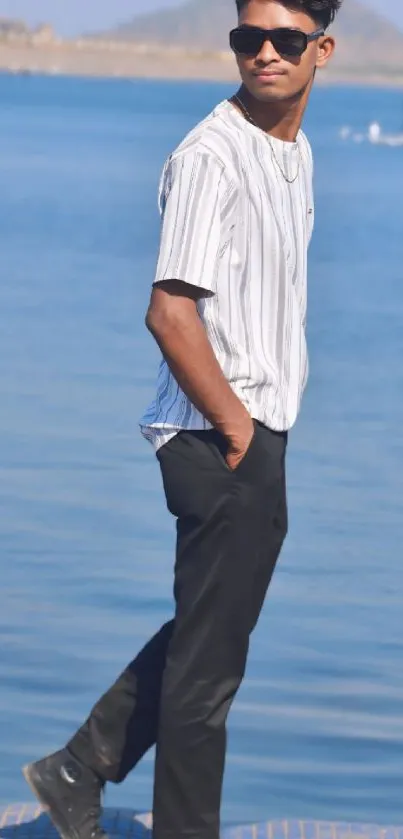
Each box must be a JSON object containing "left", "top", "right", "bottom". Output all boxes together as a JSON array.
[
  {"left": 271, "top": 30, "right": 307, "bottom": 56},
  {"left": 230, "top": 29, "right": 264, "bottom": 56}
]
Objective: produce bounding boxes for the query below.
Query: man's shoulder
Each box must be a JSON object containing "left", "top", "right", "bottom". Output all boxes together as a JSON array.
[{"left": 169, "top": 101, "right": 242, "bottom": 172}]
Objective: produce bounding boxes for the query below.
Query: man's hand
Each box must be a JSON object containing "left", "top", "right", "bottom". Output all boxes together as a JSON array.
[{"left": 224, "top": 417, "right": 255, "bottom": 472}]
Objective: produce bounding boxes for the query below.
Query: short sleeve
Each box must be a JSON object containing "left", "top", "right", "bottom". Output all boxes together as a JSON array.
[{"left": 154, "top": 150, "right": 236, "bottom": 294}]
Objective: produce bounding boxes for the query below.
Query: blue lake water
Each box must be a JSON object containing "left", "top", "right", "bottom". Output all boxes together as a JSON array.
[{"left": 0, "top": 74, "right": 402, "bottom": 827}]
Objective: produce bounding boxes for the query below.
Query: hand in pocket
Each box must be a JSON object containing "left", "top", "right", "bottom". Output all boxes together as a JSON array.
[{"left": 225, "top": 419, "right": 256, "bottom": 472}]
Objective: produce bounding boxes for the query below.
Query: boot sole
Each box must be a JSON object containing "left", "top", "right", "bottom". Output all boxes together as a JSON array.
[{"left": 22, "top": 763, "right": 80, "bottom": 839}]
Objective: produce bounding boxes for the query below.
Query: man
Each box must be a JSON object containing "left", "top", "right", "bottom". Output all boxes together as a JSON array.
[{"left": 23, "top": 1, "right": 340, "bottom": 838}]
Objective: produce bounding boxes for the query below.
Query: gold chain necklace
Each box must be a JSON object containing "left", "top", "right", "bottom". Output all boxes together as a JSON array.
[{"left": 232, "top": 95, "right": 301, "bottom": 184}]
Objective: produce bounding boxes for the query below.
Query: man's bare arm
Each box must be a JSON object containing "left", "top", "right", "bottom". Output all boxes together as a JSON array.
[{"left": 146, "top": 280, "right": 254, "bottom": 469}]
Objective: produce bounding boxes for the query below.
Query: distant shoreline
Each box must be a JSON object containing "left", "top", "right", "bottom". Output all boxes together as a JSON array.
[{"left": 1, "top": 40, "right": 403, "bottom": 88}]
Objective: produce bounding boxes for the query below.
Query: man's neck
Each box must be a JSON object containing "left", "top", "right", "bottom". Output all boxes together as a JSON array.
[{"left": 235, "top": 82, "right": 311, "bottom": 142}]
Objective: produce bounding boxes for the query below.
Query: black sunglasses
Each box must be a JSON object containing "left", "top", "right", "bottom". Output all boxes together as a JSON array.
[{"left": 229, "top": 25, "right": 325, "bottom": 58}]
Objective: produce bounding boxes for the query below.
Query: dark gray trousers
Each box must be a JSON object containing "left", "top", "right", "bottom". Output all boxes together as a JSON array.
[{"left": 68, "top": 422, "right": 288, "bottom": 839}]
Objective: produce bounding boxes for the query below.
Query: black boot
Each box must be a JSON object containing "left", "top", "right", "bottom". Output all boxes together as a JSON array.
[{"left": 23, "top": 748, "right": 108, "bottom": 839}]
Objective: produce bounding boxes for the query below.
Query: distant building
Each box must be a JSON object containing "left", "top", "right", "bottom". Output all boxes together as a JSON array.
[
  {"left": 31, "top": 24, "right": 56, "bottom": 45},
  {"left": 0, "top": 18, "right": 56, "bottom": 44},
  {"left": 0, "top": 18, "right": 31, "bottom": 41}
]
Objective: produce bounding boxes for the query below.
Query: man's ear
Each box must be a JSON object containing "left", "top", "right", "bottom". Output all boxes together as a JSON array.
[{"left": 316, "top": 35, "right": 336, "bottom": 69}]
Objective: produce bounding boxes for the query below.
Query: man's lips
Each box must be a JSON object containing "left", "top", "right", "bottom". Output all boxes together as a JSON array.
[{"left": 253, "top": 70, "right": 286, "bottom": 78}]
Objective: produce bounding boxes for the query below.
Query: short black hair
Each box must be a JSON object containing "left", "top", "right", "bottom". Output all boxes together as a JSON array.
[{"left": 235, "top": 0, "right": 342, "bottom": 30}]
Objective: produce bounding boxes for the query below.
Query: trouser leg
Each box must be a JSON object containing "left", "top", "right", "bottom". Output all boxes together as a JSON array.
[
  {"left": 68, "top": 621, "right": 175, "bottom": 782},
  {"left": 152, "top": 424, "right": 288, "bottom": 839}
]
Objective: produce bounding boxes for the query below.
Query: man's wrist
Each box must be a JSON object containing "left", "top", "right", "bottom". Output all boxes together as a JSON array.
[{"left": 219, "top": 412, "right": 254, "bottom": 443}]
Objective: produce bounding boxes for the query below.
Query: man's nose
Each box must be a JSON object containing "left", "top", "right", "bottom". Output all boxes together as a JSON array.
[{"left": 255, "top": 37, "right": 281, "bottom": 63}]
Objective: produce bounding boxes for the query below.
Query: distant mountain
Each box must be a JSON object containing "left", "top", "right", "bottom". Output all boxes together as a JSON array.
[{"left": 97, "top": 0, "right": 403, "bottom": 75}]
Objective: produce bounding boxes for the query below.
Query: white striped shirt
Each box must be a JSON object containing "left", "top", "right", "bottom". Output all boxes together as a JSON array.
[{"left": 140, "top": 99, "right": 314, "bottom": 450}]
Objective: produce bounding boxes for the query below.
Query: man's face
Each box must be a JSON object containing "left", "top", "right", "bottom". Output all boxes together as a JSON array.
[{"left": 235, "top": 0, "right": 335, "bottom": 103}]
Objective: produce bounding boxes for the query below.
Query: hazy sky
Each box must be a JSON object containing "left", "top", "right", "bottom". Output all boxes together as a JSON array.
[{"left": 3, "top": 0, "right": 403, "bottom": 35}]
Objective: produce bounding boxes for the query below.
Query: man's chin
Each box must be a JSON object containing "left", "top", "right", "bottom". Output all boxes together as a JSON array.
[
  {"left": 245, "top": 79, "right": 306, "bottom": 105},
  {"left": 250, "top": 87, "right": 294, "bottom": 104}
]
